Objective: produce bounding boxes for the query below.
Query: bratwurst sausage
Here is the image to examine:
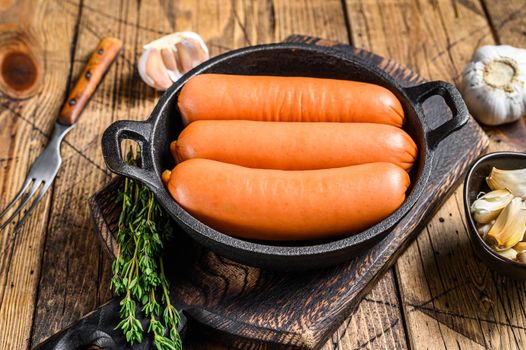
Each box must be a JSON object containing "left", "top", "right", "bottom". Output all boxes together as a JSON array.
[
  {"left": 163, "top": 159, "right": 410, "bottom": 241},
  {"left": 172, "top": 120, "right": 417, "bottom": 171},
  {"left": 177, "top": 74, "right": 404, "bottom": 126}
]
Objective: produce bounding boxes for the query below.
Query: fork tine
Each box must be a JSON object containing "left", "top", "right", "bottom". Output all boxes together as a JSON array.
[
  {"left": 0, "top": 177, "right": 32, "bottom": 219},
  {"left": 12, "top": 182, "right": 52, "bottom": 232},
  {"left": 0, "top": 180, "right": 42, "bottom": 230}
]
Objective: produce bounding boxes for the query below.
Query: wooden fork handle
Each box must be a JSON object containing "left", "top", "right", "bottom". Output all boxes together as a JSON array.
[{"left": 58, "top": 37, "right": 123, "bottom": 125}]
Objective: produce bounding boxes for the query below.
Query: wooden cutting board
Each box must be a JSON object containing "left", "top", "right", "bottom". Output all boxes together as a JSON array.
[{"left": 36, "top": 35, "right": 489, "bottom": 350}]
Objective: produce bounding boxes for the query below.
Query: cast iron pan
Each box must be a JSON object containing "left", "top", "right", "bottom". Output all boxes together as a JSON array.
[{"left": 102, "top": 42, "right": 468, "bottom": 270}]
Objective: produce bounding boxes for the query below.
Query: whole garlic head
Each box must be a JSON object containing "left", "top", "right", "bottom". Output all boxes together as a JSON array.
[
  {"left": 461, "top": 45, "right": 526, "bottom": 125},
  {"left": 138, "top": 32, "right": 209, "bottom": 91}
]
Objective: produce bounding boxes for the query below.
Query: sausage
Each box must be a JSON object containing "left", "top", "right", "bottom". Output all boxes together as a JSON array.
[
  {"left": 172, "top": 120, "right": 417, "bottom": 171},
  {"left": 177, "top": 74, "right": 404, "bottom": 127},
  {"left": 163, "top": 159, "right": 410, "bottom": 241}
]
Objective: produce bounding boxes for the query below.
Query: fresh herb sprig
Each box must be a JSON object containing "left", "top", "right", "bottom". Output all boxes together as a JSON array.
[{"left": 111, "top": 149, "right": 182, "bottom": 349}]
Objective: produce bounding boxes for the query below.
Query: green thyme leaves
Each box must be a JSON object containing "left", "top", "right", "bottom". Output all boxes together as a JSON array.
[{"left": 111, "top": 150, "right": 182, "bottom": 349}]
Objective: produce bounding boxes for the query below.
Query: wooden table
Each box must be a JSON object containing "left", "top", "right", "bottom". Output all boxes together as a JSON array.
[{"left": 1, "top": 0, "right": 525, "bottom": 349}]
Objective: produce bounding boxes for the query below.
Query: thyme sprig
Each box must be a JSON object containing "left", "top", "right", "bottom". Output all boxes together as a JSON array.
[{"left": 110, "top": 150, "right": 182, "bottom": 349}]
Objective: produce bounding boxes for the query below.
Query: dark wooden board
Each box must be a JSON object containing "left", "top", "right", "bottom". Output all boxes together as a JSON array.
[{"left": 36, "top": 35, "right": 489, "bottom": 350}]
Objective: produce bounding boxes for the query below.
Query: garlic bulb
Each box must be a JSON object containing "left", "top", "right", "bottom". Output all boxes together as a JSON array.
[
  {"left": 461, "top": 45, "right": 526, "bottom": 125},
  {"left": 487, "top": 167, "right": 526, "bottom": 197},
  {"left": 485, "top": 197, "right": 526, "bottom": 251},
  {"left": 138, "top": 32, "right": 209, "bottom": 90},
  {"left": 470, "top": 189, "right": 513, "bottom": 223}
]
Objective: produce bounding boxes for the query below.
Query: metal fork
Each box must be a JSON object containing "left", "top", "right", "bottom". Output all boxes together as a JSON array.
[{"left": 0, "top": 37, "right": 123, "bottom": 231}]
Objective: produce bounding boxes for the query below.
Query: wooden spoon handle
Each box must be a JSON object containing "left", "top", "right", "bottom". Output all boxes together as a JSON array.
[{"left": 58, "top": 37, "right": 123, "bottom": 125}]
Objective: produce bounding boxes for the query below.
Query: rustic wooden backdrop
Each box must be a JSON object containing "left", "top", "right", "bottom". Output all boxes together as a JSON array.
[{"left": 0, "top": 0, "right": 525, "bottom": 349}]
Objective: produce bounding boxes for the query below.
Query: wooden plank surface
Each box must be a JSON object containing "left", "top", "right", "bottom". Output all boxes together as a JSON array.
[
  {"left": 170, "top": 2, "right": 407, "bottom": 348},
  {"left": 345, "top": 0, "right": 526, "bottom": 349},
  {"left": 17, "top": 1, "right": 407, "bottom": 349},
  {"left": 85, "top": 40, "right": 486, "bottom": 346},
  {"left": 0, "top": 1, "right": 80, "bottom": 348},
  {"left": 0, "top": 0, "right": 524, "bottom": 349},
  {"left": 83, "top": 34, "right": 457, "bottom": 348},
  {"left": 30, "top": 0, "right": 173, "bottom": 344}
]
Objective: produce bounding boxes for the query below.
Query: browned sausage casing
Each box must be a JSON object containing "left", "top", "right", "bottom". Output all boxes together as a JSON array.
[
  {"left": 177, "top": 74, "right": 404, "bottom": 126},
  {"left": 164, "top": 159, "right": 410, "bottom": 241},
  {"left": 172, "top": 120, "right": 417, "bottom": 171}
]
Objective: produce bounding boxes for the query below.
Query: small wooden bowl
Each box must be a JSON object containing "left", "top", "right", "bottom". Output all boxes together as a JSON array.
[{"left": 464, "top": 151, "right": 526, "bottom": 280}]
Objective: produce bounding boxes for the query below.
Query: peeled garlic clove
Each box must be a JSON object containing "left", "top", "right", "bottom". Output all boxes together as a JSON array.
[
  {"left": 485, "top": 197, "right": 526, "bottom": 251},
  {"left": 496, "top": 248, "right": 518, "bottom": 261},
  {"left": 470, "top": 189, "right": 513, "bottom": 223},
  {"left": 477, "top": 222, "right": 494, "bottom": 238},
  {"left": 486, "top": 167, "right": 526, "bottom": 197},
  {"left": 517, "top": 251, "right": 526, "bottom": 263},
  {"left": 461, "top": 45, "right": 526, "bottom": 126},
  {"left": 138, "top": 32, "right": 209, "bottom": 91},
  {"left": 513, "top": 242, "right": 526, "bottom": 252}
]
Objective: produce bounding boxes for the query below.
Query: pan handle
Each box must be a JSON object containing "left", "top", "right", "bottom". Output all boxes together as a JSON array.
[
  {"left": 101, "top": 120, "right": 162, "bottom": 192},
  {"left": 404, "top": 81, "right": 468, "bottom": 150}
]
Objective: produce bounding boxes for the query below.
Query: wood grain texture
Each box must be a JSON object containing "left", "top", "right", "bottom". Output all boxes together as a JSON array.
[
  {"left": 0, "top": 0, "right": 43, "bottom": 100},
  {"left": 27, "top": 1, "right": 408, "bottom": 349},
  {"left": 1, "top": 0, "right": 523, "bottom": 349},
  {"left": 0, "top": 0, "right": 79, "bottom": 348},
  {"left": 87, "top": 36, "right": 487, "bottom": 349},
  {"left": 58, "top": 37, "right": 123, "bottom": 125},
  {"left": 319, "top": 269, "right": 409, "bottom": 350},
  {"left": 29, "top": 0, "right": 163, "bottom": 345},
  {"left": 345, "top": 0, "right": 526, "bottom": 349}
]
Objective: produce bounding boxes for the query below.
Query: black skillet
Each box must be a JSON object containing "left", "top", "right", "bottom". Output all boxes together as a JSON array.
[{"left": 101, "top": 42, "right": 469, "bottom": 270}]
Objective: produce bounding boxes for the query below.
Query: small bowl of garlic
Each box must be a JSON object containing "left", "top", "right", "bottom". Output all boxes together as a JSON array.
[{"left": 464, "top": 152, "right": 526, "bottom": 280}]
